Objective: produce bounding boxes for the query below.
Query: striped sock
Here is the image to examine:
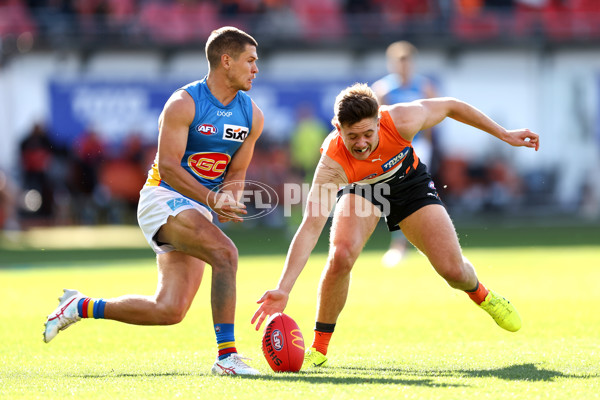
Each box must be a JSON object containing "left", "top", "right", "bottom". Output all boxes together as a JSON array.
[
  {"left": 466, "top": 281, "right": 490, "bottom": 305},
  {"left": 312, "top": 322, "right": 336, "bottom": 356},
  {"left": 215, "top": 323, "right": 237, "bottom": 360},
  {"left": 77, "top": 298, "right": 106, "bottom": 319}
]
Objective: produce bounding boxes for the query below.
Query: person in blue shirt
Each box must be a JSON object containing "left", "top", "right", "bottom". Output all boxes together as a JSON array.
[
  {"left": 372, "top": 41, "right": 438, "bottom": 268},
  {"left": 43, "top": 26, "right": 264, "bottom": 376}
]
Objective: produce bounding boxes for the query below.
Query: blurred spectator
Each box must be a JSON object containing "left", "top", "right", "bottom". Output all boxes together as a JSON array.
[
  {"left": 437, "top": 156, "right": 470, "bottom": 205},
  {"left": 343, "top": 0, "right": 380, "bottom": 36},
  {"left": 19, "top": 121, "right": 56, "bottom": 218},
  {"left": 344, "top": 0, "right": 376, "bottom": 13},
  {"left": 0, "top": 0, "right": 36, "bottom": 37},
  {"left": 105, "top": 0, "right": 137, "bottom": 28},
  {"left": 485, "top": 0, "right": 514, "bottom": 9},
  {"left": 252, "top": 0, "right": 301, "bottom": 38},
  {"left": 376, "top": 0, "right": 437, "bottom": 34},
  {"left": 246, "top": 135, "right": 299, "bottom": 228},
  {"left": 382, "top": 0, "right": 433, "bottom": 15},
  {"left": 372, "top": 40, "right": 439, "bottom": 267},
  {"left": 462, "top": 156, "right": 521, "bottom": 213},
  {"left": 219, "top": 0, "right": 241, "bottom": 16},
  {"left": 571, "top": 0, "right": 600, "bottom": 38},
  {"left": 289, "top": 104, "right": 328, "bottom": 183},
  {"left": 98, "top": 133, "right": 147, "bottom": 223},
  {"left": 283, "top": 104, "right": 329, "bottom": 231},
  {"left": 372, "top": 40, "right": 438, "bottom": 110},
  {"left": 24, "top": 0, "right": 76, "bottom": 37},
  {"left": 292, "top": 0, "right": 346, "bottom": 40},
  {"left": 69, "top": 126, "right": 106, "bottom": 224},
  {"left": 453, "top": 0, "right": 501, "bottom": 39},
  {"left": 542, "top": 0, "right": 570, "bottom": 39},
  {"left": 513, "top": 0, "right": 547, "bottom": 35},
  {"left": 455, "top": 0, "right": 485, "bottom": 16},
  {"left": 0, "top": 169, "right": 20, "bottom": 231},
  {"left": 9, "top": 0, "right": 600, "bottom": 45},
  {"left": 513, "top": 0, "right": 578, "bottom": 39},
  {"left": 437, "top": 154, "right": 525, "bottom": 214},
  {"left": 139, "top": 0, "right": 220, "bottom": 44},
  {"left": 485, "top": 155, "right": 523, "bottom": 211}
]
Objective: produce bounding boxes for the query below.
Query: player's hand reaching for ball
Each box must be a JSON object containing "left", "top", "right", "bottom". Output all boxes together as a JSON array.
[
  {"left": 252, "top": 289, "right": 289, "bottom": 331},
  {"left": 502, "top": 129, "right": 540, "bottom": 151}
]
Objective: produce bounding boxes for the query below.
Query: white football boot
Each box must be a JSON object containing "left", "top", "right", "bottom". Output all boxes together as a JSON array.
[
  {"left": 211, "top": 354, "right": 260, "bottom": 376},
  {"left": 43, "top": 289, "right": 84, "bottom": 343}
]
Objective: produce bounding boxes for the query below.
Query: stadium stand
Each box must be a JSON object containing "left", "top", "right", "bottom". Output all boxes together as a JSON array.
[
  {"left": 1, "top": 0, "right": 599, "bottom": 227},
  {"left": 1, "top": 0, "right": 599, "bottom": 49}
]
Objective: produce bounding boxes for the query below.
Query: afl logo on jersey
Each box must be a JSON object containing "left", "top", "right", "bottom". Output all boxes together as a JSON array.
[
  {"left": 188, "top": 152, "right": 231, "bottom": 180},
  {"left": 196, "top": 124, "right": 218, "bottom": 136},
  {"left": 223, "top": 124, "right": 249, "bottom": 142}
]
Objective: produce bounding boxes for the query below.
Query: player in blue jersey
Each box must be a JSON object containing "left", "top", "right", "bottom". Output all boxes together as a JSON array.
[
  {"left": 43, "top": 27, "right": 264, "bottom": 376},
  {"left": 372, "top": 41, "right": 438, "bottom": 268}
]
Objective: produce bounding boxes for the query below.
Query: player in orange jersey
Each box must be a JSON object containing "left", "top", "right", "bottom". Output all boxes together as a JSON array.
[{"left": 252, "top": 83, "right": 539, "bottom": 368}]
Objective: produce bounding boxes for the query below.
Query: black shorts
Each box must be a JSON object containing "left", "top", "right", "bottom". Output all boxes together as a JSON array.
[{"left": 336, "top": 162, "right": 443, "bottom": 232}]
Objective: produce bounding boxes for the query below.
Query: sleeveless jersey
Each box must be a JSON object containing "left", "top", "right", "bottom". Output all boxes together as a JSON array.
[
  {"left": 145, "top": 78, "right": 253, "bottom": 197},
  {"left": 321, "top": 107, "right": 419, "bottom": 184}
]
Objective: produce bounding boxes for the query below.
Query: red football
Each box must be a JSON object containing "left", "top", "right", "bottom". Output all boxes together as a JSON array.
[{"left": 262, "top": 313, "right": 305, "bottom": 372}]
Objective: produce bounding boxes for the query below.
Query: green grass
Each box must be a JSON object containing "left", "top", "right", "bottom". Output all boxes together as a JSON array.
[
  {"left": 1, "top": 244, "right": 599, "bottom": 399},
  {"left": 2, "top": 221, "right": 600, "bottom": 266}
]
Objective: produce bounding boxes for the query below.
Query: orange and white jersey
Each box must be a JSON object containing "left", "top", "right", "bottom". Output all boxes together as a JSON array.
[{"left": 315, "top": 107, "right": 419, "bottom": 187}]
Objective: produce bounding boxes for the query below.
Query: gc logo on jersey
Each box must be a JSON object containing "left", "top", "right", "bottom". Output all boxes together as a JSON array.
[
  {"left": 196, "top": 123, "right": 218, "bottom": 136},
  {"left": 188, "top": 152, "right": 231, "bottom": 180},
  {"left": 223, "top": 124, "right": 249, "bottom": 142}
]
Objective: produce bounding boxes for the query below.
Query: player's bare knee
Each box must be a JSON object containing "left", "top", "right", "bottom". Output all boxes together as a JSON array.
[
  {"left": 327, "top": 243, "right": 357, "bottom": 275},
  {"left": 439, "top": 262, "right": 471, "bottom": 288},
  {"left": 156, "top": 298, "right": 189, "bottom": 325},
  {"left": 209, "top": 243, "right": 238, "bottom": 273}
]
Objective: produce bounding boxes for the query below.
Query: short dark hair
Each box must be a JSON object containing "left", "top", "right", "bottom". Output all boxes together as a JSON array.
[
  {"left": 205, "top": 26, "right": 258, "bottom": 69},
  {"left": 332, "top": 83, "right": 379, "bottom": 127}
]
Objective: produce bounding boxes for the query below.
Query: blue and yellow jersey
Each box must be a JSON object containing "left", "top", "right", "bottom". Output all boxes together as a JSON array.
[
  {"left": 145, "top": 78, "right": 253, "bottom": 196},
  {"left": 374, "top": 73, "right": 429, "bottom": 104}
]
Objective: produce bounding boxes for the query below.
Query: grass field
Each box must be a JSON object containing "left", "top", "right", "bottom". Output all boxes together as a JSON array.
[{"left": 1, "top": 231, "right": 599, "bottom": 399}]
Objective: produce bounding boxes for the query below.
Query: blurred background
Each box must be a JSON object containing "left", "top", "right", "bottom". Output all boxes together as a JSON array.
[{"left": 1, "top": 0, "right": 599, "bottom": 256}]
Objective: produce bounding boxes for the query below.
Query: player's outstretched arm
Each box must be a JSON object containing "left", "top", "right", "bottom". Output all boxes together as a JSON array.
[
  {"left": 498, "top": 128, "right": 539, "bottom": 151},
  {"left": 390, "top": 98, "right": 540, "bottom": 151},
  {"left": 440, "top": 98, "right": 540, "bottom": 151},
  {"left": 252, "top": 179, "right": 337, "bottom": 330},
  {"left": 252, "top": 202, "right": 329, "bottom": 330}
]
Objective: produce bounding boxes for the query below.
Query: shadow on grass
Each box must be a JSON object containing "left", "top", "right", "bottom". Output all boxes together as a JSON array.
[
  {"left": 72, "top": 362, "right": 598, "bottom": 385},
  {"left": 338, "top": 363, "right": 599, "bottom": 382},
  {"left": 241, "top": 373, "right": 464, "bottom": 387},
  {"left": 75, "top": 370, "right": 464, "bottom": 387}
]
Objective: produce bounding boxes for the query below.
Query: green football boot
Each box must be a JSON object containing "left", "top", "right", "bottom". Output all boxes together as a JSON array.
[
  {"left": 303, "top": 347, "right": 328, "bottom": 369},
  {"left": 479, "top": 290, "right": 522, "bottom": 332}
]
